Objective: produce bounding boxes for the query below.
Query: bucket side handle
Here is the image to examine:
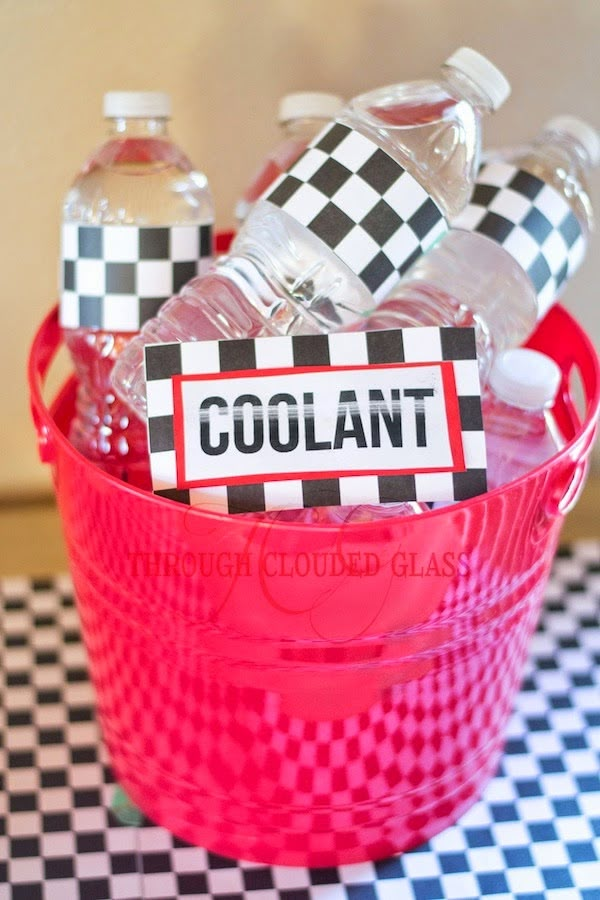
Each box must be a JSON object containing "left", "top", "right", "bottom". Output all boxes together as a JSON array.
[
  {"left": 527, "top": 305, "right": 600, "bottom": 517},
  {"left": 557, "top": 457, "right": 589, "bottom": 516},
  {"left": 28, "top": 305, "right": 63, "bottom": 465},
  {"left": 526, "top": 304, "right": 600, "bottom": 439}
]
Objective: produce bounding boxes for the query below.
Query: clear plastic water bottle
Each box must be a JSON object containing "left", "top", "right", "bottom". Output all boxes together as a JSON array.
[
  {"left": 483, "top": 348, "right": 564, "bottom": 489},
  {"left": 235, "top": 91, "right": 344, "bottom": 225},
  {"left": 320, "top": 502, "right": 428, "bottom": 523},
  {"left": 113, "top": 48, "right": 510, "bottom": 419},
  {"left": 243, "top": 500, "right": 426, "bottom": 525},
  {"left": 362, "top": 115, "right": 599, "bottom": 375},
  {"left": 60, "top": 91, "right": 214, "bottom": 483}
]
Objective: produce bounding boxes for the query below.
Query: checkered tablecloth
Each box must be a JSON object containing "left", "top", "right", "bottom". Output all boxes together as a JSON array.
[{"left": 1, "top": 542, "right": 599, "bottom": 900}]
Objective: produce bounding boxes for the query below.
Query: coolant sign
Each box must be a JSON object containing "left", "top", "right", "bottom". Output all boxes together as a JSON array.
[
  {"left": 144, "top": 328, "right": 486, "bottom": 513},
  {"left": 175, "top": 363, "right": 462, "bottom": 483}
]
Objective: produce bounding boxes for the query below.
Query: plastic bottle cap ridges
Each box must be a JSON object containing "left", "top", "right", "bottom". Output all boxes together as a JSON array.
[
  {"left": 103, "top": 91, "right": 172, "bottom": 119},
  {"left": 444, "top": 47, "right": 511, "bottom": 111},
  {"left": 278, "top": 92, "right": 344, "bottom": 124},
  {"left": 489, "top": 348, "right": 562, "bottom": 410}
]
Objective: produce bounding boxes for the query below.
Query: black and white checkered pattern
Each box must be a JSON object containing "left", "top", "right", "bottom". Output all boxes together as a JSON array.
[
  {"left": 452, "top": 162, "right": 586, "bottom": 317},
  {"left": 265, "top": 121, "right": 448, "bottom": 301},
  {"left": 2, "top": 541, "right": 599, "bottom": 898},
  {"left": 144, "top": 327, "right": 486, "bottom": 513},
  {"left": 60, "top": 223, "right": 213, "bottom": 332}
]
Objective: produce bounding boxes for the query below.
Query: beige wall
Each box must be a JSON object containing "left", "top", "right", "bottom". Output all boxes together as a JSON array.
[{"left": 2, "top": 0, "right": 600, "bottom": 496}]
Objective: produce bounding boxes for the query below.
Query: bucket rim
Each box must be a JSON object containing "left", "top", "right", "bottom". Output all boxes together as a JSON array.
[{"left": 29, "top": 304, "right": 600, "bottom": 530}]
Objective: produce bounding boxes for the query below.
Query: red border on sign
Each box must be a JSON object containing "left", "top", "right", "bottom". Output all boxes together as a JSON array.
[
  {"left": 171, "top": 362, "right": 467, "bottom": 489},
  {"left": 440, "top": 361, "right": 466, "bottom": 472}
]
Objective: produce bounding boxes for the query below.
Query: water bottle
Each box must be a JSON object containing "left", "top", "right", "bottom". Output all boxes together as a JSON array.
[
  {"left": 60, "top": 91, "right": 214, "bottom": 483},
  {"left": 243, "top": 500, "right": 426, "bottom": 525},
  {"left": 362, "top": 115, "right": 599, "bottom": 375},
  {"left": 483, "top": 348, "right": 563, "bottom": 489},
  {"left": 112, "top": 48, "right": 510, "bottom": 419},
  {"left": 320, "top": 502, "right": 428, "bottom": 523},
  {"left": 235, "top": 91, "right": 344, "bottom": 225}
]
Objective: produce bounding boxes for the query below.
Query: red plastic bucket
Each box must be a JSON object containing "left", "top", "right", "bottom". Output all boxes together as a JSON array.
[{"left": 29, "top": 303, "right": 599, "bottom": 866}]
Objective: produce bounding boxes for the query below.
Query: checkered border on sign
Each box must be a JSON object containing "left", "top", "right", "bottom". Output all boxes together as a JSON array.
[
  {"left": 144, "top": 327, "right": 486, "bottom": 514},
  {"left": 60, "top": 223, "right": 214, "bottom": 332},
  {"left": 452, "top": 162, "right": 586, "bottom": 317},
  {"left": 264, "top": 121, "right": 448, "bottom": 301}
]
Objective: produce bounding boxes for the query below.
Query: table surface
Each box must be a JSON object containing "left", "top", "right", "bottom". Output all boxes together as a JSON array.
[{"left": 1, "top": 542, "right": 599, "bottom": 900}]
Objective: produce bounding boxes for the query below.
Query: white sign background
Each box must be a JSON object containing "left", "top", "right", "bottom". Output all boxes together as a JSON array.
[{"left": 174, "top": 363, "right": 462, "bottom": 487}]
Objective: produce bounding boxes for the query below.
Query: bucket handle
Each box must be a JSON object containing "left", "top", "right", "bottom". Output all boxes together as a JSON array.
[
  {"left": 556, "top": 457, "right": 590, "bottom": 516},
  {"left": 526, "top": 304, "right": 600, "bottom": 441},
  {"left": 29, "top": 303, "right": 600, "bottom": 493},
  {"left": 28, "top": 305, "right": 63, "bottom": 465}
]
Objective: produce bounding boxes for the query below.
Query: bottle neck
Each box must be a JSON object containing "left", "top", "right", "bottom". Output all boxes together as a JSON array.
[
  {"left": 484, "top": 391, "right": 548, "bottom": 436},
  {"left": 491, "top": 392, "right": 548, "bottom": 413},
  {"left": 281, "top": 116, "right": 328, "bottom": 141},
  {"left": 441, "top": 66, "right": 495, "bottom": 116},
  {"left": 106, "top": 116, "right": 169, "bottom": 138},
  {"left": 533, "top": 129, "right": 593, "bottom": 173}
]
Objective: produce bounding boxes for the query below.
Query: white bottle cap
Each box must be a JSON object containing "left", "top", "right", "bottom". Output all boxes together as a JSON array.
[
  {"left": 444, "top": 47, "right": 511, "bottom": 111},
  {"left": 278, "top": 91, "right": 344, "bottom": 124},
  {"left": 234, "top": 198, "right": 252, "bottom": 222},
  {"left": 103, "top": 91, "right": 172, "bottom": 119},
  {"left": 489, "top": 348, "right": 562, "bottom": 410},
  {"left": 544, "top": 115, "right": 600, "bottom": 166}
]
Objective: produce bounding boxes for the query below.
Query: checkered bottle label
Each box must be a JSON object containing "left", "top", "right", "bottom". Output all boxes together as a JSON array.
[
  {"left": 453, "top": 163, "right": 585, "bottom": 317},
  {"left": 60, "top": 222, "right": 213, "bottom": 332},
  {"left": 264, "top": 121, "right": 448, "bottom": 302}
]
